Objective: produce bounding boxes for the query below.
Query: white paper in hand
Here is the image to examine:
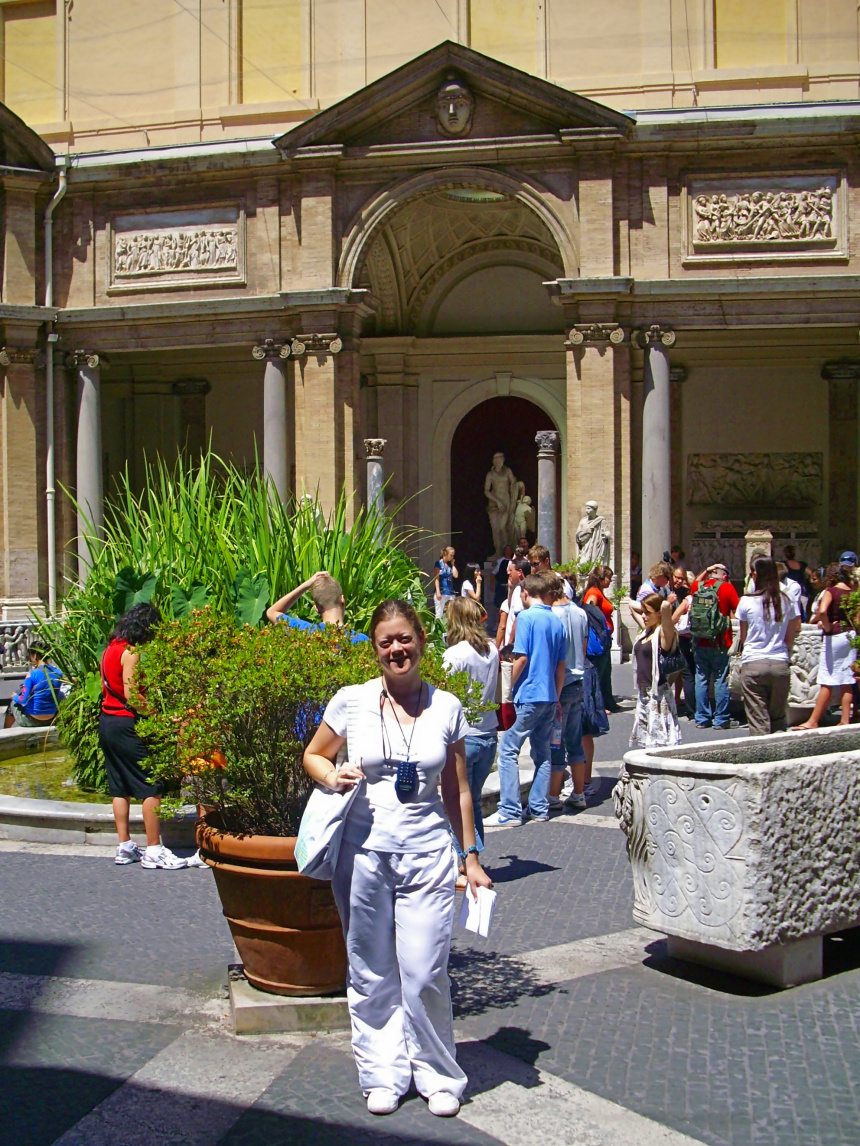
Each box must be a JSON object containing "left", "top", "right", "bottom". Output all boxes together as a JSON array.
[{"left": 458, "top": 885, "right": 496, "bottom": 938}]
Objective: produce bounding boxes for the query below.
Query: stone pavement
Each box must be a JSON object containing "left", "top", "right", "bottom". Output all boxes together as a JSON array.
[{"left": 2, "top": 670, "right": 860, "bottom": 1146}]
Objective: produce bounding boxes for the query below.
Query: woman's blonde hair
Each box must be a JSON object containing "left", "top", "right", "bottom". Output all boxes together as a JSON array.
[{"left": 445, "top": 597, "right": 490, "bottom": 654}]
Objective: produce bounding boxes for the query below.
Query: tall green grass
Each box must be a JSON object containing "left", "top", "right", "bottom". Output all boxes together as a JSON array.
[{"left": 45, "top": 450, "right": 431, "bottom": 789}]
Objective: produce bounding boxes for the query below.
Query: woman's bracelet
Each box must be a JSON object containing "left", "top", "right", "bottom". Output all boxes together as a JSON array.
[
  {"left": 325, "top": 766, "right": 339, "bottom": 788},
  {"left": 458, "top": 844, "right": 479, "bottom": 860}
]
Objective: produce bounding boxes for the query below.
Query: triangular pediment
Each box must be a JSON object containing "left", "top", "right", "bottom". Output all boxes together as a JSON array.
[{"left": 274, "top": 41, "right": 632, "bottom": 153}]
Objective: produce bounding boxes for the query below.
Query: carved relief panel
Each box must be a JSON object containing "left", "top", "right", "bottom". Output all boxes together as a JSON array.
[
  {"left": 107, "top": 205, "right": 246, "bottom": 293},
  {"left": 682, "top": 172, "right": 846, "bottom": 263}
]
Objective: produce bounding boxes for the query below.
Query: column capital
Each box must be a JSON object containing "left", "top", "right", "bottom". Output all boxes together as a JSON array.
[
  {"left": 822, "top": 359, "right": 860, "bottom": 382},
  {"left": 566, "top": 323, "right": 624, "bottom": 348},
  {"left": 292, "top": 333, "right": 343, "bottom": 357},
  {"left": 65, "top": 350, "right": 108, "bottom": 370},
  {"left": 252, "top": 338, "right": 291, "bottom": 360},
  {"left": 535, "top": 430, "right": 560, "bottom": 455},
  {"left": 364, "top": 438, "right": 386, "bottom": 458},
  {"left": 0, "top": 346, "right": 44, "bottom": 368},
  {"left": 633, "top": 325, "right": 675, "bottom": 348}
]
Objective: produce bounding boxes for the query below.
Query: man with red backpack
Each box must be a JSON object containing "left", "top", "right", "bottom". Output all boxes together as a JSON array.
[{"left": 689, "top": 563, "right": 739, "bottom": 729}]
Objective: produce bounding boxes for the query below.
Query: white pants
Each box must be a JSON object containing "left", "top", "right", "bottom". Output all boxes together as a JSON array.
[{"left": 331, "top": 840, "right": 466, "bottom": 1099}]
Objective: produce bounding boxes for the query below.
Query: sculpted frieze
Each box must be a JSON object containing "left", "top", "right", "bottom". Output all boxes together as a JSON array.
[
  {"left": 684, "top": 172, "right": 845, "bottom": 262},
  {"left": 687, "top": 452, "right": 824, "bottom": 507},
  {"left": 108, "top": 206, "right": 245, "bottom": 293}
]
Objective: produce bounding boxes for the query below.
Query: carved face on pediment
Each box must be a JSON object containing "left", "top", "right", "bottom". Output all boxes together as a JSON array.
[{"left": 435, "top": 77, "right": 474, "bottom": 137}]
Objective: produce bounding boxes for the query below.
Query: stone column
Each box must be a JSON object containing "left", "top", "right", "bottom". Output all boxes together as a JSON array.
[
  {"left": 252, "top": 339, "right": 291, "bottom": 503},
  {"left": 637, "top": 325, "right": 675, "bottom": 571},
  {"left": 292, "top": 331, "right": 350, "bottom": 516},
  {"left": 364, "top": 438, "right": 386, "bottom": 516},
  {"left": 535, "top": 430, "right": 560, "bottom": 563},
  {"left": 68, "top": 350, "right": 106, "bottom": 576}
]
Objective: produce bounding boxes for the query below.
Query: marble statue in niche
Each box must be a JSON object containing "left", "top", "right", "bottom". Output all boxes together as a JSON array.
[
  {"left": 575, "top": 501, "right": 610, "bottom": 568},
  {"left": 484, "top": 451, "right": 517, "bottom": 557}
]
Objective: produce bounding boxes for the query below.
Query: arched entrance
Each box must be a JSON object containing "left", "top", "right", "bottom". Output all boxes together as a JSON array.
[{"left": 450, "top": 396, "right": 560, "bottom": 565}]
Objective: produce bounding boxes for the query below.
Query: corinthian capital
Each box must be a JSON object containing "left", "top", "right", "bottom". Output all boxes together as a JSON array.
[
  {"left": 364, "top": 438, "right": 386, "bottom": 458},
  {"left": 65, "top": 349, "right": 107, "bottom": 370},
  {"left": 633, "top": 325, "right": 675, "bottom": 348},
  {"left": 535, "top": 430, "right": 560, "bottom": 454}
]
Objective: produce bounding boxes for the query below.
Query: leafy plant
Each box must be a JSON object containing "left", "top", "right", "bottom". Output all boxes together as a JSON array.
[
  {"left": 40, "top": 448, "right": 433, "bottom": 792},
  {"left": 137, "top": 610, "right": 485, "bottom": 837}
]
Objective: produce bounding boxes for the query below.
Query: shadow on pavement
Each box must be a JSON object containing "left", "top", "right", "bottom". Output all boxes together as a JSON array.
[
  {"left": 450, "top": 948, "right": 557, "bottom": 1018},
  {"left": 485, "top": 854, "right": 560, "bottom": 883}
]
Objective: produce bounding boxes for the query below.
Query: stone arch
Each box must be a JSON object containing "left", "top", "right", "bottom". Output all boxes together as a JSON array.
[
  {"left": 427, "top": 374, "right": 567, "bottom": 558},
  {"left": 338, "top": 166, "right": 576, "bottom": 292}
]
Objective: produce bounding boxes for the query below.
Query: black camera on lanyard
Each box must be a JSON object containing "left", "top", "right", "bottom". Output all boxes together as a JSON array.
[{"left": 394, "top": 758, "right": 417, "bottom": 800}]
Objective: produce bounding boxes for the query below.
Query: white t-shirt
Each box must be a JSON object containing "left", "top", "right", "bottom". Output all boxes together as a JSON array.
[
  {"left": 460, "top": 579, "right": 476, "bottom": 599},
  {"left": 502, "top": 585, "right": 523, "bottom": 644},
  {"left": 736, "top": 591, "right": 800, "bottom": 663},
  {"left": 782, "top": 578, "right": 802, "bottom": 611},
  {"left": 443, "top": 640, "right": 499, "bottom": 735},
  {"left": 322, "top": 678, "right": 469, "bottom": 853},
  {"left": 562, "top": 579, "right": 574, "bottom": 601}
]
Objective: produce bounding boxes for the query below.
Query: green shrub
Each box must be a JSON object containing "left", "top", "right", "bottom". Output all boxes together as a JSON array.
[
  {"left": 41, "top": 449, "right": 432, "bottom": 791},
  {"left": 137, "top": 610, "right": 485, "bottom": 837}
]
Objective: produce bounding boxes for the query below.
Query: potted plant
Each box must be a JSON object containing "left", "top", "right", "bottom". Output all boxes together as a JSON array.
[{"left": 137, "top": 610, "right": 482, "bottom": 997}]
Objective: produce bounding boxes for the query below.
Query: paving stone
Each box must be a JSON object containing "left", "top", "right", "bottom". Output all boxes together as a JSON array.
[
  {"left": 0, "top": 1011, "right": 180, "bottom": 1146},
  {"left": 218, "top": 1041, "right": 504, "bottom": 1146},
  {"left": 0, "top": 853, "right": 234, "bottom": 988}
]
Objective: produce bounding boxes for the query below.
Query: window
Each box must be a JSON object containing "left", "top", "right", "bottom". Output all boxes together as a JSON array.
[
  {"left": 714, "top": 0, "right": 787, "bottom": 69},
  {"left": 239, "top": 0, "right": 303, "bottom": 104},
  {"left": 2, "top": 0, "right": 57, "bottom": 125}
]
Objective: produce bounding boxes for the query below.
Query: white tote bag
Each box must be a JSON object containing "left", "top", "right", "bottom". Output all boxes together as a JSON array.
[{"left": 295, "top": 693, "right": 362, "bottom": 880}]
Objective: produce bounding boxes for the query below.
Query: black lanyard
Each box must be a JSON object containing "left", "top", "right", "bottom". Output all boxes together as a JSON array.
[{"left": 380, "top": 681, "right": 425, "bottom": 763}]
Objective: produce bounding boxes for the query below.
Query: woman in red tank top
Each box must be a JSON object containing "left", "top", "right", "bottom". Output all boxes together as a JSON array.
[{"left": 99, "top": 603, "right": 187, "bottom": 869}]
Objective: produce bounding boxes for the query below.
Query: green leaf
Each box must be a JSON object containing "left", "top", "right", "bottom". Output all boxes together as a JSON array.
[
  {"left": 231, "top": 569, "right": 270, "bottom": 627},
  {"left": 170, "top": 582, "right": 210, "bottom": 619},
  {"left": 113, "top": 567, "right": 157, "bottom": 616},
  {"left": 84, "top": 671, "right": 102, "bottom": 703}
]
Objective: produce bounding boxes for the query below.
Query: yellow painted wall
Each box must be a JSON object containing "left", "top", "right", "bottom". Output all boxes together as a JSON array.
[
  {"left": 2, "top": 1, "right": 57, "bottom": 125},
  {"left": 470, "top": 0, "right": 536, "bottom": 76},
  {"left": 715, "top": 0, "right": 787, "bottom": 69},
  {"left": 365, "top": 0, "right": 457, "bottom": 84},
  {"left": 240, "top": 0, "right": 303, "bottom": 103}
]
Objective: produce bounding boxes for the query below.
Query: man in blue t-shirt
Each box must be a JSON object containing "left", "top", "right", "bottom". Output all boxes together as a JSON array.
[
  {"left": 485, "top": 572, "right": 566, "bottom": 826},
  {"left": 265, "top": 571, "right": 369, "bottom": 643},
  {"left": 10, "top": 645, "right": 63, "bottom": 726}
]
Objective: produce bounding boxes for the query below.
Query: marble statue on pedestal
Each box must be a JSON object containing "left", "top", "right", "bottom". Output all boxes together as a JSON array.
[
  {"left": 484, "top": 451, "right": 518, "bottom": 557},
  {"left": 513, "top": 487, "right": 535, "bottom": 540},
  {"left": 575, "top": 501, "right": 610, "bottom": 568}
]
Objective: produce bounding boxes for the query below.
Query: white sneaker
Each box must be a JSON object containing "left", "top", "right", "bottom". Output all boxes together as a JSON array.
[
  {"left": 114, "top": 842, "right": 143, "bottom": 865},
  {"left": 366, "top": 1089, "right": 399, "bottom": 1115},
  {"left": 428, "top": 1091, "right": 460, "bottom": 1117},
  {"left": 185, "top": 850, "right": 208, "bottom": 868},
  {"left": 547, "top": 796, "right": 564, "bottom": 811},
  {"left": 565, "top": 792, "right": 587, "bottom": 810},
  {"left": 560, "top": 779, "right": 574, "bottom": 799},
  {"left": 483, "top": 810, "right": 523, "bottom": 827},
  {"left": 141, "top": 844, "right": 187, "bottom": 870}
]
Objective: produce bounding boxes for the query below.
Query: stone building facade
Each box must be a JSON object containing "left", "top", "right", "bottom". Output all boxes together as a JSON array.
[{"left": 2, "top": 4, "right": 860, "bottom": 621}]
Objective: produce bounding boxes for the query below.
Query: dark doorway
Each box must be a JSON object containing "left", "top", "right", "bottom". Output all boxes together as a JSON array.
[{"left": 450, "top": 396, "right": 559, "bottom": 565}]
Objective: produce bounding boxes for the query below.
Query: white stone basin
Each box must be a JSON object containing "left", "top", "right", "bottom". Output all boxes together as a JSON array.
[{"left": 613, "top": 725, "right": 860, "bottom": 987}]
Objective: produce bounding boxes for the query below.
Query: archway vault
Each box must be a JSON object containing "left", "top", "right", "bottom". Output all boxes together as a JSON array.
[{"left": 340, "top": 167, "right": 575, "bottom": 334}]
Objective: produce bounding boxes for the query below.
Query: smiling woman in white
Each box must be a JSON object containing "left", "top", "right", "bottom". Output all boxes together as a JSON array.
[{"left": 303, "top": 598, "right": 492, "bottom": 1119}]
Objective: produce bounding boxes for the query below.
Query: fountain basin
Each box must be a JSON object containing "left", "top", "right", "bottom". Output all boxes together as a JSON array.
[{"left": 614, "top": 725, "right": 860, "bottom": 987}]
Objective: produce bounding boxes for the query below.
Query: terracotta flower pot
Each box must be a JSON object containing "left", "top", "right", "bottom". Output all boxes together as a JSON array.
[{"left": 197, "top": 814, "right": 347, "bottom": 997}]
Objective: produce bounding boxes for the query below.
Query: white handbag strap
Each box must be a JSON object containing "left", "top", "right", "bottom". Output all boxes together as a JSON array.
[{"left": 345, "top": 691, "right": 361, "bottom": 768}]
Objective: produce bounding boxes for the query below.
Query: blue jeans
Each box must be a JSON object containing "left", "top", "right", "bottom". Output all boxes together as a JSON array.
[
  {"left": 464, "top": 732, "right": 497, "bottom": 850},
  {"left": 694, "top": 645, "right": 731, "bottom": 727},
  {"left": 497, "top": 701, "right": 556, "bottom": 820},
  {"left": 551, "top": 680, "right": 586, "bottom": 771}
]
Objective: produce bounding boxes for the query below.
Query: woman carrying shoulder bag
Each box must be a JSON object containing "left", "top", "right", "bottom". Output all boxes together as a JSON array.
[
  {"left": 303, "top": 599, "right": 492, "bottom": 1120},
  {"left": 630, "top": 593, "right": 682, "bottom": 749},
  {"left": 795, "top": 562, "right": 857, "bottom": 729},
  {"left": 736, "top": 557, "right": 801, "bottom": 736}
]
